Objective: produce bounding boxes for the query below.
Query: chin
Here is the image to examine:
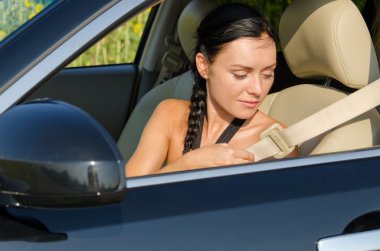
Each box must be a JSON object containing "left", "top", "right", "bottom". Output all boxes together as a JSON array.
[{"left": 233, "top": 109, "right": 259, "bottom": 120}]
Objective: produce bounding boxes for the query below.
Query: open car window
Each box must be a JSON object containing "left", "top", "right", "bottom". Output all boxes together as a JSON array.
[
  {"left": 67, "top": 8, "right": 151, "bottom": 67},
  {"left": 0, "top": 0, "right": 59, "bottom": 44},
  {"left": 122, "top": 0, "right": 376, "bottom": 180}
]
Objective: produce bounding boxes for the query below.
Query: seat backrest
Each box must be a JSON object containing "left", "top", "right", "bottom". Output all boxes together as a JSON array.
[
  {"left": 260, "top": 0, "right": 380, "bottom": 155},
  {"left": 117, "top": 72, "right": 193, "bottom": 160}
]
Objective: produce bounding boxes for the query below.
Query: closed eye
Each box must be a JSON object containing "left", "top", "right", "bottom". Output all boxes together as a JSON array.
[
  {"left": 261, "top": 72, "right": 274, "bottom": 79},
  {"left": 233, "top": 73, "right": 247, "bottom": 80}
]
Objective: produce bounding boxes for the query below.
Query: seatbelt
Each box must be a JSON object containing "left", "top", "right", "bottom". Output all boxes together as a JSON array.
[
  {"left": 247, "top": 78, "right": 380, "bottom": 161},
  {"left": 154, "top": 32, "right": 187, "bottom": 87}
]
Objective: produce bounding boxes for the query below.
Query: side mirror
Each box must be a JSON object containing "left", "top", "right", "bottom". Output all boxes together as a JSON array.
[{"left": 0, "top": 99, "right": 126, "bottom": 208}]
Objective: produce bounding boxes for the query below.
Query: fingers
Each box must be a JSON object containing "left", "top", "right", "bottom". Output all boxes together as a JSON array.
[
  {"left": 233, "top": 149, "right": 255, "bottom": 161},
  {"left": 216, "top": 144, "right": 255, "bottom": 161},
  {"left": 207, "top": 144, "right": 255, "bottom": 166}
]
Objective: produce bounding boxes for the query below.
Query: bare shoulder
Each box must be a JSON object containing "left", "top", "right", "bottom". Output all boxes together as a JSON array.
[
  {"left": 241, "top": 111, "right": 285, "bottom": 136},
  {"left": 156, "top": 99, "right": 189, "bottom": 113},
  {"left": 260, "top": 111, "right": 288, "bottom": 129},
  {"left": 153, "top": 99, "right": 190, "bottom": 128},
  {"left": 254, "top": 111, "right": 280, "bottom": 128}
]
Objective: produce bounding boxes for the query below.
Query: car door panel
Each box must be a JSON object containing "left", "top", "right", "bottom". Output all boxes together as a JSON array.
[
  {"left": 3, "top": 155, "right": 380, "bottom": 250},
  {"left": 25, "top": 64, "right": 138, "bottom": 140}
]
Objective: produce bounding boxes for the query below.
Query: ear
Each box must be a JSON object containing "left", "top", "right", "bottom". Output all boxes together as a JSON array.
[{"left": 195, "top": 52, "right": 209, "bottom": 79}]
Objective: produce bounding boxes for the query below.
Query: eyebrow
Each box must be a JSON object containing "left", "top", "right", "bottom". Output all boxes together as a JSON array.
[{"left": 229, "top": 63, "right": 277, "bottom": 70}]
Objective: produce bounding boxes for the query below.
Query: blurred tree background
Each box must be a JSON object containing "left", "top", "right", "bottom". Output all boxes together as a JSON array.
[
  {"left": 68, "top": 10, "right": 149, "bottom": 67},
  {"left": 0, "top": 0, "right": 368, "bottom": 66}
]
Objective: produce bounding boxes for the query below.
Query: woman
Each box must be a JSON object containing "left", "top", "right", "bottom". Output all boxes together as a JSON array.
[{"left": 126, "top": 3, "right": 295, "bottom": 177}]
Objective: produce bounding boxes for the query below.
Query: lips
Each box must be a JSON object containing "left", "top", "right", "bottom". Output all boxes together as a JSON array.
[{"left": 239, "top": 100, "right": 260, "bottom": 108}]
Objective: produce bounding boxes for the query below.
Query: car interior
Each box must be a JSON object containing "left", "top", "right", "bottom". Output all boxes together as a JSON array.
[
  {"left": 118, "top": 0, "right": 380, "bottom": 161},
  {"left": 22, "top": 0, "right": 380, "bottom": 172}
]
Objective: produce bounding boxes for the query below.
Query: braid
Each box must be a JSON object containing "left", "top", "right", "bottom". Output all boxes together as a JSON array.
[{"left": 183, "top": 69, "right": 207, "bottom": 154}]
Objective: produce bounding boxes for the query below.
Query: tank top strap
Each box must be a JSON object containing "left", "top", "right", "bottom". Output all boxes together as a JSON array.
[
  {"left": 192, "top": 117, "right": 246, "bottom": 150},
  {"left": 215, "top": 118, "right": 246, "bottom": 144}
]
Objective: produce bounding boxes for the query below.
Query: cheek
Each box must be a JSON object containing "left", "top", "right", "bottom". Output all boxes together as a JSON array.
[
  {"left": 209, "top": 75, "right": 241, "bottom": 100},
  {"left": 209, "top": 85, "right": 244, "bottom": 115},
  {"left": 262, "top": 79, "right": 274, "bottom": 94},
  {"left": 207, "top": 66, "right": 247, "bottom": 105}
]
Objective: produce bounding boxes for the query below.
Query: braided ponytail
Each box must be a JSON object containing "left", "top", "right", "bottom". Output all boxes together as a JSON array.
[{"left": 183, "top": 68, "right": 207, "bottom": 153}]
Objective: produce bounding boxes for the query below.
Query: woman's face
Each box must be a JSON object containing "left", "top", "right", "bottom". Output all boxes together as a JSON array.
[{"left": 196, "top": 35, "right": 276, "bottom": 120}]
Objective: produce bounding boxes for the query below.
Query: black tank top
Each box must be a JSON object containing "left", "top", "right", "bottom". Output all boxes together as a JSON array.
[{"left": 192, "top": 116, "right": 246, "bottom": 150}]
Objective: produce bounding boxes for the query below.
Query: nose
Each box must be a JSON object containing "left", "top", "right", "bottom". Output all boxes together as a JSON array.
[{"left": 246, "top": 75, "right": 262, "bottom": 97}]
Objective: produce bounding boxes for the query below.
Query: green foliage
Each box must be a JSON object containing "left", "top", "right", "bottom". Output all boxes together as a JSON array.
[
  {"left": 352, "top": 0, "right": 367, "bottom": 10},
  {"left": 68, "top": 10, "right": 150, "bottom": 67}
]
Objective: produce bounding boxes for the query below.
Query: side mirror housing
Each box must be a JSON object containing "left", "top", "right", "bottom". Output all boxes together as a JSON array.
[{"left": 0, "top": 100, "right": 126, "bottom": 208}]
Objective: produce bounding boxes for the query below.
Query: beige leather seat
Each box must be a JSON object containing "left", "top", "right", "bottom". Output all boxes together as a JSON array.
[
  {"left": 118, "top": 0, "right": 380, "bottom": 160},
  {"left": 260, "top": 0, "right": 380, "bottom": 155}
]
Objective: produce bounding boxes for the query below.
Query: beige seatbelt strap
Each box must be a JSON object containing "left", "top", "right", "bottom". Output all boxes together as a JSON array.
[{"left": 247, "top": 78, "right": 380, "bottom": 161}]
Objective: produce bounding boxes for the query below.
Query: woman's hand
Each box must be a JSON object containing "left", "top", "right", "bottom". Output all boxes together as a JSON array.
[{"left": 159, "top": 143, "right": 255, "bottom": 174}]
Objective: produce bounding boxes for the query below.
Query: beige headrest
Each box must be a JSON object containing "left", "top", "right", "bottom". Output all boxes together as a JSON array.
[
  {"left": 177, "top": 0, "right": 220, "bottom": 61},
  {"left": 280, "top": 0, "right": 379, "bottom": 89}
]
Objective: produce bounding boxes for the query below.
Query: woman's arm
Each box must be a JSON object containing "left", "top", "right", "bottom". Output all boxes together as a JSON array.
[
  {"left": 156, "top": 143, "right": 255, "bottom": 174},
  {"left": 126, "top": 100, "right": 256, "bottom": 177},
  {"left": 125, "top": 100, "right": 174, "bottom": 177}
]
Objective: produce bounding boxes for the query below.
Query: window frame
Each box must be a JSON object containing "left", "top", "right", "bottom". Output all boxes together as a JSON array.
[
  {"left": 0, "top": 0, "right": 63, "bottom": 48},
  {"left": 126, "top": 146, "right": 380, "bottom": 189}
]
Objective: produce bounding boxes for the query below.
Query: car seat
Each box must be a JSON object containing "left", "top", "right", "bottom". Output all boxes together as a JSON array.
[
  {"left": 259, "top": 0, "right": 380, "bottom": 155},
  {"left": 118, "top": 0, "right": 380, "bottom": 161}
]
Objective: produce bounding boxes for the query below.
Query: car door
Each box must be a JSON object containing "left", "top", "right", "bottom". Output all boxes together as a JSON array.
[
  {"left": 3, "top": 149, "right": 380, "bottom": 251},
  {"left": 2, "top": 0, "right": 380, "bottom": 250}
]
